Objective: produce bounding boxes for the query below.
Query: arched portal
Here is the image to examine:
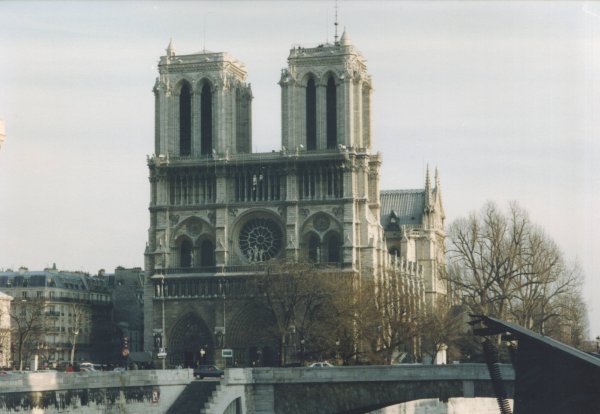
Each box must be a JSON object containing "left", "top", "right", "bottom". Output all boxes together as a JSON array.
[
  {"left": 168, "top": 314, "right": 213, "bottom": 368},
  {"left": 226, "top": 304, "right": 278, "bottom": 366}
]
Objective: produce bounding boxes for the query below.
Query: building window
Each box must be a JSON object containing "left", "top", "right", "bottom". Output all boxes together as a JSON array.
[
  {"left": 200, "top": 82, "right": 213, "bottom": 155},
  {"left": 306, "top": 77, "right": 317, "bottom": 150},
  {"left": 308, "top": 234, "right": 320, "bottom": 263},
  {"left": 326, "top": 76, "right": 337, "bottom": 149},
  {"left": 324, "top": 233, "right": 342, "bottom": 264},
  {"left": 239, "top": 217, "right": 283, "bottom": 262},
  {"left": 200, "top": 240, "right": 215, "bottom": 267},
  {"left": 180, "top": 239, "right": 193, "bottom": 268},
  {"left": 179, "top": 83, "right": 192, "bottom": 156}
]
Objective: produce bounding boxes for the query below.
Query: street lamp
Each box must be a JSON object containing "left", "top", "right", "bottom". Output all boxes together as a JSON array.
[
  {"left": 595, "top": 336, "right": 600, "bottom": 353},
  {"left": 300, "top": 339, "right": 305, "bottom": 365},
  {"left": 160, "top": 272, "right": 166, "bottom": 369},
  {"left": 335, "top": 339, "right": 340, "bottom": 364}
]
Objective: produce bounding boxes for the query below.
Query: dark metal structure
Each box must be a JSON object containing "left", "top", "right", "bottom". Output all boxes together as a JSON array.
[{"left": 472, "top": 315, "right": 600, "bottom": 414}]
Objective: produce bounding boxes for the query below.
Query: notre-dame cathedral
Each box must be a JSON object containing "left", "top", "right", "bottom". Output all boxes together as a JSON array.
[{"left": 143, "top": 31, "right": 445, "bottom": 367}]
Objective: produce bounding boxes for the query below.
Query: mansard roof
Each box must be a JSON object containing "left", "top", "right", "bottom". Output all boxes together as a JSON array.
[
  {"left": 380, "top": 189, "right": 425, "bottom": 227},
  {"left": 0, "top": 269, "right": 109, "bottom": 292}
]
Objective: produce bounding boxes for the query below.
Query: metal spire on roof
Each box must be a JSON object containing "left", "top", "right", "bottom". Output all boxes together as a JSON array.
[{"left": 334, "top": 0, "right": 339, "bottom": 44}]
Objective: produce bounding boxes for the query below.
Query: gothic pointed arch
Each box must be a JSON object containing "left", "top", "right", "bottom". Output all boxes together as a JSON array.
[
  {"left": 174, "top": 236, "right": 193, "bottom": 268},
  {"left": 326, "top": 74, "right": 337, "bottom": 149},
  {"left": 226, "top": 303, "right": 278, "bottom": 366},
  {"left": 199, "top": 238, "right": 215, "bottom": 267},
  {"left": 167, "top": 313, "right": 213, "bottom": 367},
  {"left": 178, "top": 80, "right": 192, "bottom": 156},
  {"left": 305, "top": 74, "right": 317, "bottom": 151},
  {"left": 199, "top": 79, "right": 213, "bottom": 155},
  {"left": 323, "top": 231, "right": 342, "bottom": 264},
  {"left": 307, "top": 232, "right": 320, "bottom": 263}
]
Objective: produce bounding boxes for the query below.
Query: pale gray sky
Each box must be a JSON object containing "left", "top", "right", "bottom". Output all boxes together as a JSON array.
[{"left": 1, "top": 1, "right": 599, "bottom": 335}]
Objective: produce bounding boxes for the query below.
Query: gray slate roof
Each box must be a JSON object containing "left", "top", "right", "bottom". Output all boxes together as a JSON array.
[
  {"left": 0, "top": 270, "right": 109, "bottom": 292},
  {"left": 380, "top": 189, "right": 425, "bottom": 228}
]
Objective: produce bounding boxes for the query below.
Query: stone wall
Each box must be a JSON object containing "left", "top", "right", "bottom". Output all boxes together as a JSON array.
[{"left": 0, "top": 369, "right": 193, "bottom": 413}]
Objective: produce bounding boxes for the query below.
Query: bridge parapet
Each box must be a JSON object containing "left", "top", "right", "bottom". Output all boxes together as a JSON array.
[
  {"left": 226, "top": 363, "right": 514, "bottom": 384},
  {"left": 0, "top": 369, "right": 194, "bottom": 413},
  {"left": 223, "top": 364, "right": 514, "bottom": 414}
]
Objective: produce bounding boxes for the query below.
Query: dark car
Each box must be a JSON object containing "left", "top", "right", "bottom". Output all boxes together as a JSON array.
[{"left": 193, "top": 365, "right": 224, "bottom": 379}]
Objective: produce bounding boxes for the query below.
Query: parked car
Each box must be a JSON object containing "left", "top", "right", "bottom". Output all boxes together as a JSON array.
[
  {"left": 79, "top": 362, "right": 96, "bottom": 372},
  {"left": 309, "top": 361, "right": 334, "bottom": 368},
  {"left": 113, "top": 367, "right": 126, "bottom": 372},
  {"left": 193, "top": 365, "right": 224, "bottom": 379}
]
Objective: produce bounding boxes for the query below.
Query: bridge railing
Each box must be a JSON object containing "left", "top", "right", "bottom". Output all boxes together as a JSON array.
[{"left": 224, "top": 363, "right": 515, "bottom": 385}]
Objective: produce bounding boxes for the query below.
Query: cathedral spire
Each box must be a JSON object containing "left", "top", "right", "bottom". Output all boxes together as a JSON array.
[
  {"left": 166, "top": 38, "right": 176, "bottom": 57},
  {"left": 424, "top": 165, "right": 434, "bottom": 213},
  {"left": 340, "top": 28, "right": 351, "bottom": 46},
  {"left": 434, "top": 166, "right": 445, "bottom": 220}
]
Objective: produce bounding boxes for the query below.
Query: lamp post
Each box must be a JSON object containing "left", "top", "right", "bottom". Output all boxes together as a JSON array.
[
  {"left": 300, "top": 339, "right": 305, "bottom": 366},
  {"left": 160, "top": 272, "right": 166, "bottom": 370},
  {"left": 595, "top": 336, "right": 600, "bottom": 353},
  {"left": 335, "top": 339, "right": 340, "bottom": 364}
]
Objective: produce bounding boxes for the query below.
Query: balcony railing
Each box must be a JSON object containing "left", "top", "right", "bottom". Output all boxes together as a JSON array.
[{"left": 161, "top": 262, "right": 346, "bottom": 276}]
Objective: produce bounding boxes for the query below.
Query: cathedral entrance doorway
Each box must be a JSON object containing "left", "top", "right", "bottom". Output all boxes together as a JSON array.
[{"left": 168, "top": 313, "right": 213, "bottom": 368}]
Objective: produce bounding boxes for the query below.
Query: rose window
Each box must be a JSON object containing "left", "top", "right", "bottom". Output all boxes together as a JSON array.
[{"left": 239, "top": 218, "right": 282, "bottom": 262}]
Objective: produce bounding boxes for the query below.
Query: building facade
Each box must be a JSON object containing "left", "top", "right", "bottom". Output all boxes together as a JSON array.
[
  {"left": 143, "top": 32, "right": 445, "bottom": 367},
  {"left": 0, "top": 292, "right": 12, "bottom": 367},
  {"left": 0, "top": 267, "right": 114, "bottom": 368}
]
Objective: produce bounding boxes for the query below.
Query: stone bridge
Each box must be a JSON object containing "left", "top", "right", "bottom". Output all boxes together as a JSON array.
[
  {"left": 220, "top": 364, "right": 515, "bottom": 414},
  {"left": 0, "top": 364, "right": 514, "bottom": 413}
]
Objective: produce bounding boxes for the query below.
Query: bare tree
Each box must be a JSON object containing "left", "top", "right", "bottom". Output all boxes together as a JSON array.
[
  {"left": 10, "top": 298, "right": 46, "bottom": 370},
  {"left": 354, "top": 276, "right": 421, "bottom": 365},
  {"left": 446, "top": 202, "right": 588, "bottom": 343},
  {"left": 419, "top": 299, "right": 464, "bottom": 364},
  {"left": 68, "top": 301, "right": 87, "bottom": 365},
  {"left": 256, "top": 260, "right": 347, "bottom": 366}
]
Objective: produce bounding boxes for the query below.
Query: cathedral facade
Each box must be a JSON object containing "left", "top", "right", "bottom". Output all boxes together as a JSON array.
[{"left": 143, "top": 32, "right": 445, "bottom": 367}]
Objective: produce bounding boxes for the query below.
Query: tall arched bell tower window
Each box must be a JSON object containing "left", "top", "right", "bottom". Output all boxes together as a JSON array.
[
  {"left": 179, "top": 83, "right": 192, "bottom": 156},
  {"left": 306, "top": 77, "right": 317, "bottom": 150},
  {"left": 200, "top": 82, "right": 213, "bottom": 155},
  {"left": 326, "top": 76, "right": 337, "bottom": 149}
]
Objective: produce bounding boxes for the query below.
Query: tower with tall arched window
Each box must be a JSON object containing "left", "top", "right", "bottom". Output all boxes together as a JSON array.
[
  {"left": 279, "top": 31, "right": 371, "bottom": 152},
  {"left": 152, "top": 41, "right": 252, "bottom": 158}
]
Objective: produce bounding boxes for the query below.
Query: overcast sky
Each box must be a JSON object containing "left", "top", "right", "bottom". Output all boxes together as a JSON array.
[{"left": 1, "top": 1, "right": 599, "bottom": 335}]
